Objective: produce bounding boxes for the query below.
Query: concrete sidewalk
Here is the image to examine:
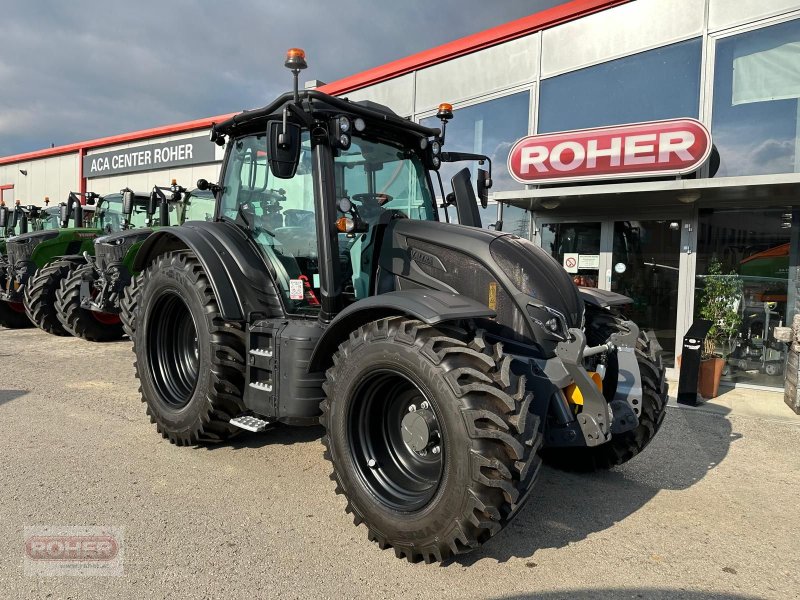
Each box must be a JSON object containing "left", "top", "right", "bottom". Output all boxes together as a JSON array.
[{"left": 667, "top": 380, "right": 800, "bottom": 423}]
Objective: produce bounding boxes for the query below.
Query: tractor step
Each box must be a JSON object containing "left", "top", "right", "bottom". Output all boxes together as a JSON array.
[{"left": 229, "top": 415, "right": 271, "bottom": 432}]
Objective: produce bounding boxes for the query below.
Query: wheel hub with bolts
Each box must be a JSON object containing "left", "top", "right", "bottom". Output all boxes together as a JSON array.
[{"left": 401, "top": 402, "right": 440, "bottom": 455}]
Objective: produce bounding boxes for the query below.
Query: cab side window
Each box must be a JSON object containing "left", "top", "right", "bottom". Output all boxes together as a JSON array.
[{"left": 220, "top": 133, "right": 320, "bottom": 314}]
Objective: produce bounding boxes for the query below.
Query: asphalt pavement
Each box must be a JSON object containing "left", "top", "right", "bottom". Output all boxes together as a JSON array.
[{"left": 0, "top": 327, "right": 798, "bottom": 599}]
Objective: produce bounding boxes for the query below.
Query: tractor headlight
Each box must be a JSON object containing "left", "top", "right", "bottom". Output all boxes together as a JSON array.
[
  {"left": 338, "top": 116, "right": 351, "bottom": 133},
  {"left": 431, "top": 141, "right": 441, "bottom": 156},
  {"left": 526, "top": 304, "right": 571, "bottom": 341}
]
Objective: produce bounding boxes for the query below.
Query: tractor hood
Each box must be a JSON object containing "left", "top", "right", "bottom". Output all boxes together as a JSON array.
[
  {"left": 6, "top": 230, "right": 60, "bottom": 264},
  {"left": 379, "top": 219, "right": 583, "bottom": 350},
  {"left": 95, "top": 228, "right": 154, "bottom": 247},
  {"left": 94, "top": 228, "right": 154, "bottom": 272}
]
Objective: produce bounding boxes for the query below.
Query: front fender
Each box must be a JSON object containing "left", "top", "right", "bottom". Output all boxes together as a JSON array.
[{"left": 308, "top": 289, "right": 496, "bottom": 372}]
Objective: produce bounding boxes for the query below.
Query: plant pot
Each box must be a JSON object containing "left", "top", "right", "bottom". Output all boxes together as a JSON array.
[{"left": 698, "top": 357, "right": 725, "bottom": 399}]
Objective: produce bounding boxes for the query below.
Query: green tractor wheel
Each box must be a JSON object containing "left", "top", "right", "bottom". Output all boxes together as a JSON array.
[
  {"left": 56, "top": 263, "right": 125, "bottom": 342},
  {"left": 23, "top": 260, "right": 77, "bottom": 336},
  {"left": 120, "top": 274, "right": 142, "bottom": 339}
]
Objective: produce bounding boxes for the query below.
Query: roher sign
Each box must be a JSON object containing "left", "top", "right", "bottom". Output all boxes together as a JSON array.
[
  {"left": 507, "top": 118, "right": 712, "bottom": 184},
  {"left": 83, "top": 136, "right": 217, "bottom": 179}
]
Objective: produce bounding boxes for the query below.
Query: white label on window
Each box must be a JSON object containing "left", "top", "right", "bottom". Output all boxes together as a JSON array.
[
  {"left": 289, "top": 279, "right": 304, "bottom": 300},
  {"left": 563, "top": 253, "right": 579, "bottom": 274},
  {"left": 312, "top": 273, "right": 320, "bottom": 288},
  {"left": 578, "top": 254, "right": 600, "bottom": 270}
]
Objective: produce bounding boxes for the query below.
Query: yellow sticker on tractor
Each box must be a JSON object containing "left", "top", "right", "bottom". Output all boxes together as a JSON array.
[{"left": 488, "top": 282, "right": 497, "bottom": 310}]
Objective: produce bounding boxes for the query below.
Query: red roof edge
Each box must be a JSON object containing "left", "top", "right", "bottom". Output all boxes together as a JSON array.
[
  {"left": 0, "top": 113, "right": 235, "bottom": 167},
  {"left": 0, "top": 0, "right": 627, "bottom": 167},
  {"left": 319, "top": 0, "right": 629, "bottom": 96}
]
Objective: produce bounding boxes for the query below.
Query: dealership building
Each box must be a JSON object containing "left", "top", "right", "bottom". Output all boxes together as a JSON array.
[{"left": 2, "top": 0, "right": 800, "bottom": 389}]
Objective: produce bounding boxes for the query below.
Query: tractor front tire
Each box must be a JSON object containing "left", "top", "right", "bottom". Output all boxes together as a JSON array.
[
  {"left": 133, "top": 251, "right": 246, "bottom": 445},
  {"left": 24, "top": 260, "right": 76, "bottom": 336},
  {"left": 56, "top": 263, "right": 125, "bottom": 342},
  {"left": 541, "top": 310, "right": 668, "bottom": 472},
  {"left": 320, "top": 317, "right": 542, "bottom": 563},
  {"left": 120, "top": 274, "right": 141, "bottom": 339}
]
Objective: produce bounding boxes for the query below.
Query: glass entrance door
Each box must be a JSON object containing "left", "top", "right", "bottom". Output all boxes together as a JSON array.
[
  {"left": 610, "top": 220, "right": 682, "bottom": 367},
  {"left": 537, "top": 217, "right": 684, "bottom": 368},
  {"left": 540, "top": 222, "right": 602, "bottom": 289}
]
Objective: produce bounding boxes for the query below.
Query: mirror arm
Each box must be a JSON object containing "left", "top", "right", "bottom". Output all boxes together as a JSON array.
[
  {"left": 441, "top": 152, "right": 493, "bottom": 177},
  {"left": 278, "top": 106, "right": 290, "bottom": 148},
  {"left": 433, "top": 170, "right": 449, "bottom": 224},
  {"left": 287, "top": 103, "right": 313, "bottom": 128}
]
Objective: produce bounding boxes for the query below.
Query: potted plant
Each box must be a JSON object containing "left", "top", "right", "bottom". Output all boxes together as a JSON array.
[{"left": 697, "top": 258, "right": 743, "bottom": 398}]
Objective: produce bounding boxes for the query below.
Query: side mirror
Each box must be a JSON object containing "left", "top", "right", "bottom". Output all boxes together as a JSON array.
[
  {"left": 196, "top": 178, "right": 209, "bottom": 190},
  {"left": 122, "top": 190, "right": 134, "bottom": 218},
  {"left": 59, "top": 202, "right": 69, "bottom": 228},
  {"left": 160, "top": 199, "right": 170, "bottom": 227},
  {"left": 267, "top": 120, "right": 301, "bottom": 179},
  {"left": 476, "top": 168, "right": 492, "bottom": 209},
  {"left": 0, "top": 206, "right": 8, "bottom": 229},
  {"left": 17, "top": 209, "right": 28, "bottom": 234},
  {"left": 74, "top": 203, "right": 84, "bottom": 228},
  {"left": 146, "top": 190, "right": 158, "bottom": 219},
  {"left": 450, "top": 168, "right": 482, "bottom": 228}
]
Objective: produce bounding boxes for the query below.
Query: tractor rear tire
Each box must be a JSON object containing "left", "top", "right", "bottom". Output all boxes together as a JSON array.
[
  {"left": 120, "top": 274, "right": 141, "bottom": 339},
  {"left": 541, "top": 310, "right": 668, "bottom": 472},
  {"left": 133, "top": 251, "right": 246, "bottom": 445},
  {"left": 0, "top": 261, "right": 33, "bottom": 329},
  {"left": 55, "top": 263, "right": 125, "bottom": 342},
  {"left": 23, "top": 260, "right": 75, "bottom": 336},
  {"left": 320, "top": 317, "right": 543, "bottom": 563}
]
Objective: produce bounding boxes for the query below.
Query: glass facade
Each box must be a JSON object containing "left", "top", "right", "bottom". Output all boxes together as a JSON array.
[
  {"left": 538, "top": 38, "right": 703, "bottom": 133},
  {"left": 421, "top": 92, "right": 530, "bottom": 195},
  {"left": 711, "top": 18, "right": 800, "bottom": 177},
  {"left": 500, "top": 204, "right": 531, "bottom": 238},
  {"left": 694, "top": 207, "right": 800, "bottom": 387}
]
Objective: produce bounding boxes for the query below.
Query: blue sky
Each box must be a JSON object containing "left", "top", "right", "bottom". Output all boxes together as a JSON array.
[{"left": 0, "top": 0, "right": 565, "bottom": 156}]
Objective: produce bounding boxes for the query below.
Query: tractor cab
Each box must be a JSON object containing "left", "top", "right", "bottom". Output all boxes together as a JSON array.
[{"left": 210, "top": 116, "right": 441, "bottom": 314}]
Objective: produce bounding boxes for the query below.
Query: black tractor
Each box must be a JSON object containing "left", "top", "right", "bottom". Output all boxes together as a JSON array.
[{"left": 129, "top": 50, "right": 667, "bottom": 563}]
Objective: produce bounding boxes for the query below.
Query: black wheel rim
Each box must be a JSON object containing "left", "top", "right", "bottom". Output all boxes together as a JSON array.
[
  {"left": 348, "top": 370, "right": 444, "bottom": 512},
  {"left": 146, "top": 291, "right": 200, "bottom": 409}
]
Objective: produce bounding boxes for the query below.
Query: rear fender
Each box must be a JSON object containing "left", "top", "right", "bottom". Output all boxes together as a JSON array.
[{"left": 133, "top": 220, "right": 283, "bottom": 322}]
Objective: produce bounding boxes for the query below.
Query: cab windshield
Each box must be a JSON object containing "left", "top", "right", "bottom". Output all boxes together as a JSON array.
[
  {"left": 219, "top": 130, "right": 435, "bottom": 314},
  {"left": 40, "top": 207, "right": 61, "bottom": 230},
  {"left": 96, "top": 194, "right": 126, "bottom": 231},
  {"left": 183, "top": 189, "right": 216, "bottom": 222}
]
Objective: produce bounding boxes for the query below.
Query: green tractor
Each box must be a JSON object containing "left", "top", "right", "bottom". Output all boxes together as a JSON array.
[
  {"left": 55, "top": 182, "right": 215, "bottom": 341},
  {"left": 129, "top": 50, "right": 667, "bottom": 563},
  {"left": 0, "top": 191, "right": 135, "bottom": 334},
  {"left": 0, "top": 201, "right": 62, "bottom": 328}
]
